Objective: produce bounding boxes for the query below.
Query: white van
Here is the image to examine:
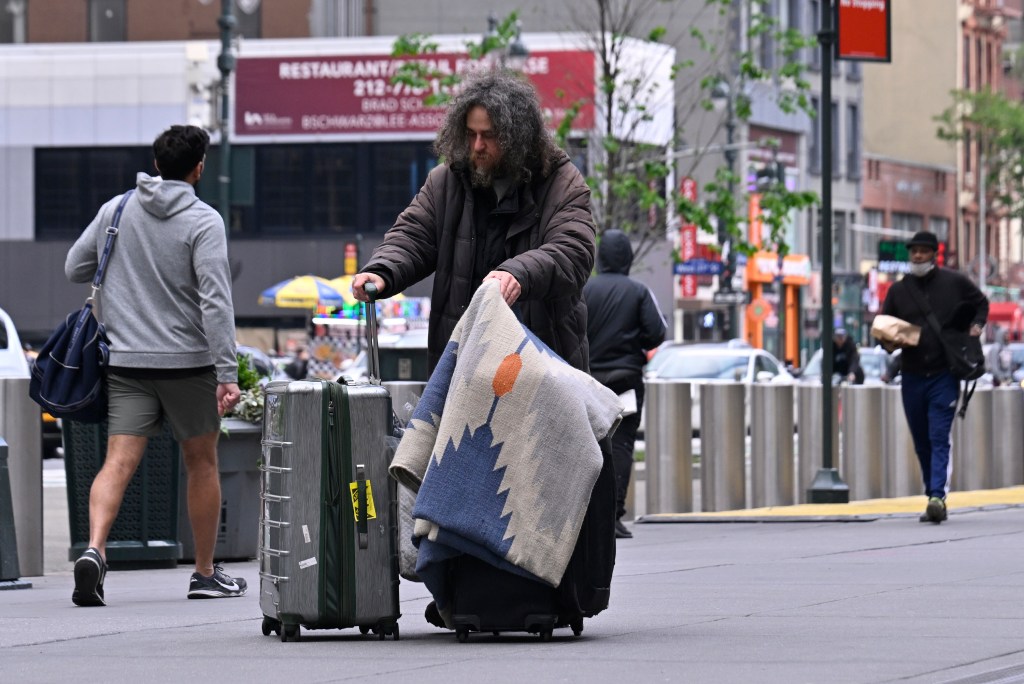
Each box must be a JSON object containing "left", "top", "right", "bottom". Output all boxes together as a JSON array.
[{"left": 0, "top": 307, "right": 30, "bottom": 378}]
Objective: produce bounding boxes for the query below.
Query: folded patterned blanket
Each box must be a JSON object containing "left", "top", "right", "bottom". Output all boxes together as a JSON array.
[{"left": 389, "top": 282, "right": 623, "bottom": 609}]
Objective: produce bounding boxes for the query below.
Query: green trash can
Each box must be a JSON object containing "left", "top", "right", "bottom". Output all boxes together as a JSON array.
[{"left": 63, "top": 421, "right": 181, "bottom": 565}]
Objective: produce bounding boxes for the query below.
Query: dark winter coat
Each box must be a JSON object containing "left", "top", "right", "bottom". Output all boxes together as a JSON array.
[
  {"left": 583, "top": 230, "right": 667, "bottom": 379},
  {"left": 361, "top": 150, "right": 596, "bottom": 372},
  {"left": 880, "top": 267, "right": 988, "bottom": 376}
]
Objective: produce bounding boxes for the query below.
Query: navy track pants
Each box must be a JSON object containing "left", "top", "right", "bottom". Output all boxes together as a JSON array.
[{"left": 900, "top": 371, "right": 959, "bottom": 499}]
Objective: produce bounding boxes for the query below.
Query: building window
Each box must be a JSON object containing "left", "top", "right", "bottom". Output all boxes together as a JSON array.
[
  {"left": 756, "top": 0, "right": 777, "bottom": 72},
  {"left": 810, "top": 0, "right": 821, "bottom": 71},
  {"left": 965, "top": 129, "right": 973, "bottom": 175},
  {"left": 35, "top": 146, "right": 151, "bottom": 239},
  {"left": 862, "top": 208, "right": 883, "bottom": 257},
  {"left": 846, "top": 60, "right": 861, "bottom": 82},
  {"left": 809, "top": 96, "right": 821, "bottom": 175},
  {"left": 1, "top": 0, "right": 27, "bottom": 44},
  {"left": 893, "top": 212, "right": 923, "bottom": 235},
  {"left": 929, "top": 217, "right": 950, "bottom": 243},
  {"left": 234, "top": 0, "right": 261, "bottom": 39},
  {"left": 964, "top": 35, "right": 971, "bottom": 90},
  {"left": 89, "top": 0, "right": 126, "bottom": 42},
  {"left": 846, "top": 103, "right": 860, "bottom": 180}
]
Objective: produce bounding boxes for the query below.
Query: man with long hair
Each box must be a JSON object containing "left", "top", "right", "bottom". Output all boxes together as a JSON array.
[
  {"left": 352, "top": 70, "right": 603, "bottom": 629},
  {"left": 352, "top": 70, "right": 596, "bottom": 373}
]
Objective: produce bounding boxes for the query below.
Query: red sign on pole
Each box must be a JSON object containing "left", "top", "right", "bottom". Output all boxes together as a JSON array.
[
  {"left": 836, "top": 0, "right": 891, "bottom": 63},
  {"left": 235, "top": 51, "right": 596, "bottom": 137},
  {"left": 678, "top": 176, "right": 699, "bottom": 298}
]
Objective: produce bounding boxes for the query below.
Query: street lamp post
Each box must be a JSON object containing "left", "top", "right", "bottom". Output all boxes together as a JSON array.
[
  {"left": 483, "top": 13, "right": 529, "bottom": 71},
  {"left": 807, "top": 0, "right": 849, "bottom": 504},
  {"left": 713, "top": 79, "right": 739, "bottom": 339},
  {"left": 216, "top": 0, "right": 236, "bottom": 233}
]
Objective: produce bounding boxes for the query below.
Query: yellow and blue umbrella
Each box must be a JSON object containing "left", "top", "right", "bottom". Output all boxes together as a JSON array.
[{"left": 258, "top": 275, "right": 347, "bottom": 309}]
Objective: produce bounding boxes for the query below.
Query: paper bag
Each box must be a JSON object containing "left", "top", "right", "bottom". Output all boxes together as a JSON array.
[{"left": 870, "top": 314, "right": 921, "bottom": 349}]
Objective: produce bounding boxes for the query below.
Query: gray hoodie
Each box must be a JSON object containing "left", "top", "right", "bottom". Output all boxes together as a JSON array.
[{"left": 66, "top": 172, "right": 237, "bottom": 384}]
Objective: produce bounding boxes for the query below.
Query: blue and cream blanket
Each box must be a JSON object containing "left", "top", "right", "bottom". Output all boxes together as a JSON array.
[{"left": 389, "top": 282, "right": 623, "bottom": 609}]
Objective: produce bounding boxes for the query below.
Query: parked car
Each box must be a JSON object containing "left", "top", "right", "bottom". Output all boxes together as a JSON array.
[
  {"left": 797, "top": 346, "right": 894, "bottom": 385},
  {"left": 642, "top": 342, "right": 794, "bottom": 436}
]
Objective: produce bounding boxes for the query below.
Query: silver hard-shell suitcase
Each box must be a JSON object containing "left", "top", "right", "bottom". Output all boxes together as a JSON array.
[{"left": 258, "top": 284, "right": 401, "bottom": 642}]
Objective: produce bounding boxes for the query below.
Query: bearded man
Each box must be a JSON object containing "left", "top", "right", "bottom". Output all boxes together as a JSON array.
[{"left": 352, "top": 70, "right": 597, "bottom": 373}]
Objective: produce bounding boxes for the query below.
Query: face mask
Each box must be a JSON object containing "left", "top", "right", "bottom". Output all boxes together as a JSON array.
[{"left": 909, "top": 260, "right": 935, "bottom": 277}]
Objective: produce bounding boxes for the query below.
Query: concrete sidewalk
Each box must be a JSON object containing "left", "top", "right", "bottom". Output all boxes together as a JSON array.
[{"left": 4, "top": 465, "right": 1023, "bottom": 683}]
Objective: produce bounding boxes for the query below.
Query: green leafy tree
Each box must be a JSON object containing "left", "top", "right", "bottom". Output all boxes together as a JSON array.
[{"left": 935, "top": 87, "right": 1024, "bottom": 258}]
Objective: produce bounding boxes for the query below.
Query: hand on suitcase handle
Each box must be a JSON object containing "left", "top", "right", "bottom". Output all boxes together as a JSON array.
[{"left": 352, "top": 273, "right": 384, "bottom": 302}]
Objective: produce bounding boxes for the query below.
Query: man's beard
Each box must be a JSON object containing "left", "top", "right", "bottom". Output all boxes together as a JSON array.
[{"left": 470, "top": 163, "right": 494, "bottom": 188}]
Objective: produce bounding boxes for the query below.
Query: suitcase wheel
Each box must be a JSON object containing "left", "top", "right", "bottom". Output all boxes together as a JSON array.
[
  {"left": 359, "top": 625, "right": 371, "bottom": 636},
  {"left": 539, "top": 628, "right": 553, "bottom": 642},
  {"left": 391, "top": 623, "right": 400, "bottom": 641},
  {"left": 456, "top": 627, "right": 470, "bottom": 643},
  {"left": 280, "top": 624, "right": 300, "bottom": 642},
  {"left": 570, "top": 618, "right": 584, "bottom": 637},
  {"left": 261, "top": 616, "right": 281, "bottom": 637}
]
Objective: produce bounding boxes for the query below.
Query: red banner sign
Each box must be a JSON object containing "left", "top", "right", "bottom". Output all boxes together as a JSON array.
[
  {"left": 836, "top": 0, "right": 891, "bottom": 63},
  {"left": 235, "top": 51, "right": 596, "bottom": 137}
]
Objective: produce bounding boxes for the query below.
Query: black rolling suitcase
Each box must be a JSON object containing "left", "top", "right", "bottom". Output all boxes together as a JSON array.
[
  {"left": 448, "top": 436, "right": 617, "bottom": 642},
  {"left": 258, "top": 284, "right": 401, "bottom": 642}
]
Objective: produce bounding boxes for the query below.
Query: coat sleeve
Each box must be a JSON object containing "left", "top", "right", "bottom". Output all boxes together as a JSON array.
[
  {"left": 192, "top": 216, "right": 238, "bottom": 385},
  {"left": 498, "top": 168, "right": 596, "bottom": 301},
  {"left": 960, "top": 275, "right": 989, "bottom": 327},
  {"left": 638, "top": 285, "right": 667, "bottom": 351},
  {"left": 360, "top": 168, "right": 444, "bottom": 296}
]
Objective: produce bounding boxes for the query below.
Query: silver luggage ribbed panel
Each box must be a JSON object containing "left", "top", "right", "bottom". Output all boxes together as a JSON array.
[{"left": 258, "top": 379, "right": 397, "bottom": 629}]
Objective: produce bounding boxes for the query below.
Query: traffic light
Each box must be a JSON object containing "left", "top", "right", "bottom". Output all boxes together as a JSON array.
[{"left": 937, "top": 242, "right": 946, "bottom": 267}]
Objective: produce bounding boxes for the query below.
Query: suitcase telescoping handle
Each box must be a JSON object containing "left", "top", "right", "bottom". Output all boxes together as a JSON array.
[{"left": 364, "top": 282, "right": 381, "bottom": 385}]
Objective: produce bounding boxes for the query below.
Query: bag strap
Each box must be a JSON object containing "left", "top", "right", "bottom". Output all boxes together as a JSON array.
[
  {"left": 87, "top": 189, "right": 135, "bottom": 305},
  {"left": 904, "top": 277, "right": 974, "bottom": 419},
  {"left": 904, "top": 278, "right": 944, "bottom": 340}
]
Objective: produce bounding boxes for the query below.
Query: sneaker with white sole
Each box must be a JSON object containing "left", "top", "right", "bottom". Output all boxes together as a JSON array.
[
  {"left": 72, "top": 547, "right": 107, "bottom": 607},
  {"left": 187, "top": 565, "right": 248, "bottom": 599}
]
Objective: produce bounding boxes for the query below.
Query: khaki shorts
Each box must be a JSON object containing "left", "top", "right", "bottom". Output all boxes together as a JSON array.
[{"left": 107, "top": 371, "right": 220, "bottom": 442}]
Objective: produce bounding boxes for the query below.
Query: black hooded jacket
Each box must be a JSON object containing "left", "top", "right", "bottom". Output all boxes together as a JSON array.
[{"left": 583, "top": 230, "right": 667, "bottom": 377}]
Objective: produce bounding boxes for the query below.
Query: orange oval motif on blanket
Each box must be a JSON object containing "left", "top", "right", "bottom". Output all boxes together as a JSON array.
[{"left": 492, "top": 353, "right": 523, "bottom": 397}]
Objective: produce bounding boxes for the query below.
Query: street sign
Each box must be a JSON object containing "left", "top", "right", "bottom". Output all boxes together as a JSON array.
[
  {"left": 836, "top": 0, "right": 891, "bottom": 63},
  {"left": 713, "top": 290, "right": 750, "bottom": 305},
  {"left": 674, "top": 259, "right": 723, "bottom": 276}
]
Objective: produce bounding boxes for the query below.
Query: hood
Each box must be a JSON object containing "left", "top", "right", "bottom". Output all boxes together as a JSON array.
[
  {"left": 135, "top": 172, "right": 199, "bottom": 219},
  {"left": 596, "top": 229, "right": 633, "bottom": 275}
]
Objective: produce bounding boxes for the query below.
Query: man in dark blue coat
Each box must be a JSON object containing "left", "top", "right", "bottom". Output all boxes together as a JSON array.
[
  {"left": 879, "top": 231, "right": 988, "bottom": 524},
  {"left": 584, "top": 230, "right": 667, "bottom": 538}
]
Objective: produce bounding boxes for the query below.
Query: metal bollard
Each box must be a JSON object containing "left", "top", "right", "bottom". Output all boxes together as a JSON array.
[
  {"left": 841, "top": 385, "right": 884, "bottom": 501},
  {"left": 0, "top": 437, "right": 31, "bottom": 588},
  {"left": 700, "top": 383, "right": 745, "bottom": 511},
  {"left": 796, "top": 384, "right": 838, "bottom": 503},
  {"left": 881, "top": 386, "right": 920, "bottom": 498},
  {"left": 952, "top": 387, "right": 993, "bottom": 492},
  {"left": 750, "top": 383, "right": 794, "bottom": 508},
  {"left": 644, "top": 381, "right": 692, "bottom": 514},
  {"left": 0, "top": 378, "right": 42, "bottom": 577},
  {"left": 992, "top": 387, "right": 1024, "bottom": 487}
]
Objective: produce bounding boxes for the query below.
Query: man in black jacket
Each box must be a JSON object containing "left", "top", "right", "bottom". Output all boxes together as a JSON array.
[
  {"left": 831, "top": 327, "right": 864, "bottom": 384},
  {"left": 584, "top": 230, "right": 667, "bottom": 539},
  {"left": 878, "top": 231, "right": 988, "bottom": 524}
]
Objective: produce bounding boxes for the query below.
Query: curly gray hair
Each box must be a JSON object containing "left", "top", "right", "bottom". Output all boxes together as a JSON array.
[{"left": 434, "top": 70, "right": 561, "bottom": 184}]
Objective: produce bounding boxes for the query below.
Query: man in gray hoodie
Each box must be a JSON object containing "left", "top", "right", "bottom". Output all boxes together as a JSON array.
[{"left": 65, "top": 125, "right": 245, "bottom": 605}]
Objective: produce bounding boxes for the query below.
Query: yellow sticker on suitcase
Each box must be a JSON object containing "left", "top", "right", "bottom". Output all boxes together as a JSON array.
[{"left": 349, "top": 480, "right": 377, "bottom": 521}]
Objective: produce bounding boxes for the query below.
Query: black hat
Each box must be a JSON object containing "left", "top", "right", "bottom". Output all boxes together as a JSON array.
[{"left": 906, "top": 231, "right": 939, "bottom": 251}]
